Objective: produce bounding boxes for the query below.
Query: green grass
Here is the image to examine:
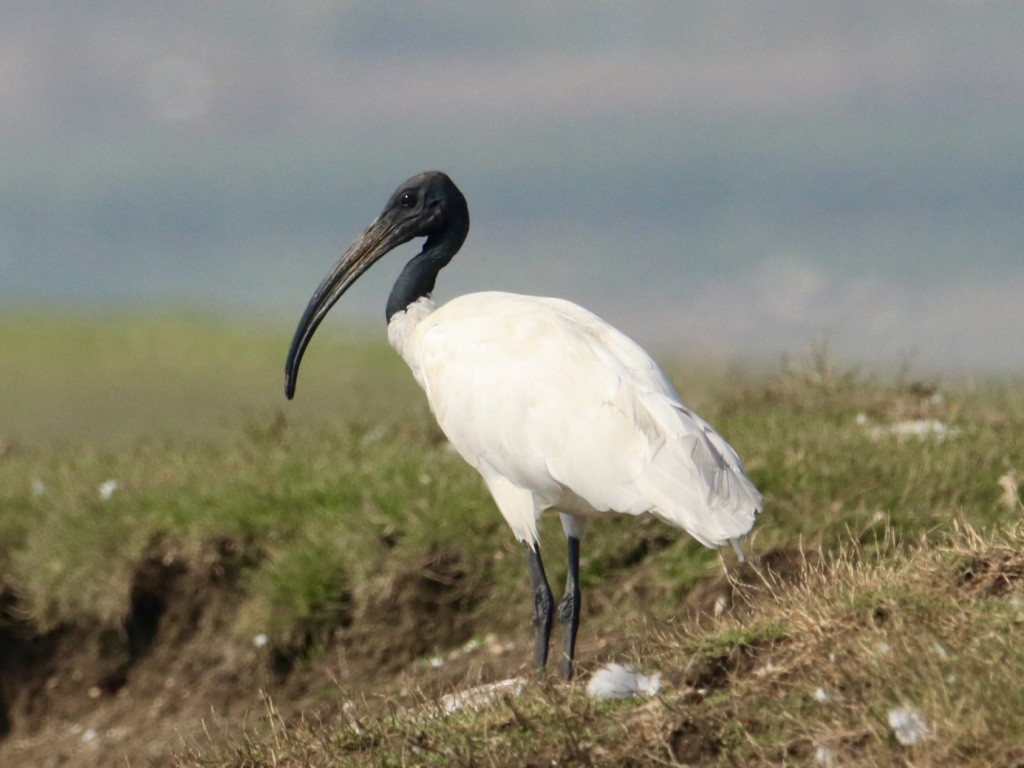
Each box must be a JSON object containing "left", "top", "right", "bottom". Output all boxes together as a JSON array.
[{"left": 1, "top": 313, "right": 1023, "bottom": 766}]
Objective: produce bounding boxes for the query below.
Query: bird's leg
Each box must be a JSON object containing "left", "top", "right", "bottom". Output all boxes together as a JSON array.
[
  {"left": 556, "top": 535, "right": 581, "bottom": 680},
  {"left": 524, "top": 543, "right": 554, "bottom": 672}
]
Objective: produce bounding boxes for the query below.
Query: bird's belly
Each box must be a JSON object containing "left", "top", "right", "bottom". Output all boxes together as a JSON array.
[
  {"left": 445, "top": 430, "right": 620, "bottom": 522},
  {"left": 441, "top": 420, "right": 560, "bottom": 497},
  {"left": 439, "top": 411, "right": 637, "bottom": 520}
]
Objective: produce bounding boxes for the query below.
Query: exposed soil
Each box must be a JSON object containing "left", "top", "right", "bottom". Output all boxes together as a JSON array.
[
  {"left": 0, "top": 538, "right": 526, "bottom": 767},
  {"left": 954, "top": 551, "right": 1024, "bottom": 597},
  {"left": 0, "top": 543, "right": 810, "bottom": 767}
]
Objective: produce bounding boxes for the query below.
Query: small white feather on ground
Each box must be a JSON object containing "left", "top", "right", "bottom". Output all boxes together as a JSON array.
[
  {"left": 888, "top": 706, "right": 930, "bottom": 745},
  {"left": 440, "top": 677, "right": 526, "bottom": 715},
  {"left": 585, "top": 663, "right": 661, "bottom": 701},
  {"left": 814, "top": 744, "right": 837, "bottom": 767}
]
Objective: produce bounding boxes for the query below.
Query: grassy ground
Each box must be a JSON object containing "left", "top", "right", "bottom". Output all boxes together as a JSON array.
[
  {"left": 177, "top": 526, "right": 1024, "bottom": 767},
  {"left": 1, "top": 313, "right": 1022, "bottom": 766}
]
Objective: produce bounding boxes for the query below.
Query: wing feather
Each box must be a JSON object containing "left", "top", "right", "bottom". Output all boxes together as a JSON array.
[{"left": 405, "top": 292, "right": 762, "bottom": 548}]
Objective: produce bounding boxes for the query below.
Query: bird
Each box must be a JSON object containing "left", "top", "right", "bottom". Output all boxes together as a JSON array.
[{"left": 284, "top": 171, "right": 762, "bottom": 680}]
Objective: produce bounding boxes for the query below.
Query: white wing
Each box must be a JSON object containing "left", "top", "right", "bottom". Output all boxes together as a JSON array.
[{"left": 404, "top": 292, "right": 762, "bottom": 548}]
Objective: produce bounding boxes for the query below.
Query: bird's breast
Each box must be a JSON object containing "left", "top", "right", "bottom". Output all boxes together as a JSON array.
[
  {"left": 386, "top": 296, "right": 438, "bottom": 384},
  {"left": 387, "top": 293, "right": 652, "bottom": 507}
]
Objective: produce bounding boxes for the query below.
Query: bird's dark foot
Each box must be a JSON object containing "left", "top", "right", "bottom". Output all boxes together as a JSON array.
[
  {"left": 525, "top": 544, "right": 554, "bottom": 672},
  {"left": 532, "top": 585, "right": 554, "bottom": 670},
  {"left": 556, "top": 536, "right": 581, "bottom": 681},
  {"left": 556, "top": 585, "right": 580, "bottom": 680}
]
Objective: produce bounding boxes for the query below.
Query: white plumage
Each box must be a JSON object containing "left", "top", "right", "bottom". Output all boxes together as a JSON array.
[
  {"left": 585, "top": 663, "right": 662, "bottom": 701},
  {"left": 285, "top": 171, "right": 763, "bottom": 678},
  {"left": 388, "top": 292, "right": 762, "bottom": 551}
]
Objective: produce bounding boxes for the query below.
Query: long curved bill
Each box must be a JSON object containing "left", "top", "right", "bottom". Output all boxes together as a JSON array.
[{"left": 284, "top": 216, "right": 402, "bottom": 399}]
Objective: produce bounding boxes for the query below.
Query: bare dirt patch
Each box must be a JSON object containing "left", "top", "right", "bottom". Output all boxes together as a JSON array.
[
  {"left": 0, "top": 541, "right": 514, "bottom": 767},
  {"left": 0, "top": 537, "right": 268, "bottom": 768},
  {"left": 954, "top": 551, "right": 1024, "bottom": 597}
]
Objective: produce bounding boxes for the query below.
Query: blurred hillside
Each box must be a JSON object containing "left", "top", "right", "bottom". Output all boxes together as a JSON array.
[{"left": 1, "top": 3, "right": 1022, "bottom": 371}]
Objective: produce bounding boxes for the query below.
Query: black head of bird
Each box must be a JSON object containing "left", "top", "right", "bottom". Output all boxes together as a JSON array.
[{"left": 285, "top": 171, "right": 468, "bottom": 399}]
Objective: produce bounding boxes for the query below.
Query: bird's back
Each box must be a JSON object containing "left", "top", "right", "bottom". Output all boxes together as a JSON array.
[{"left": 395, "top": 292, "right": 762, "bottom": 548}]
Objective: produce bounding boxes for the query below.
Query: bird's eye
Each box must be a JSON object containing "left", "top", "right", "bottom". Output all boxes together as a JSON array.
[{"left": 398, "top": 191, "right": 417, "bottom": 208}]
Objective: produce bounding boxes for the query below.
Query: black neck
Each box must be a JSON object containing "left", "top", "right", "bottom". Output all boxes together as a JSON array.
[{"left": 386, "top": 214, "right": 469, "bottom": 322}]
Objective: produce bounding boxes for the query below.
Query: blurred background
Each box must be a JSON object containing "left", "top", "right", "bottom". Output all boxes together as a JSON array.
[{"left": 2, "top": 1, "right": 1022, "bottom": 374}]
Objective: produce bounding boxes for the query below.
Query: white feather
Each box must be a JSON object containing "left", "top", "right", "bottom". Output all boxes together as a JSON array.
[
  {"left": 388, "top": 292, "right": 762, "bottom": 549},
  {"left": 586, "top": 663, "right": 661, "bottom": 700},
  {"left": 440, "top": 677, "right": 526, "bottom": 715}
]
